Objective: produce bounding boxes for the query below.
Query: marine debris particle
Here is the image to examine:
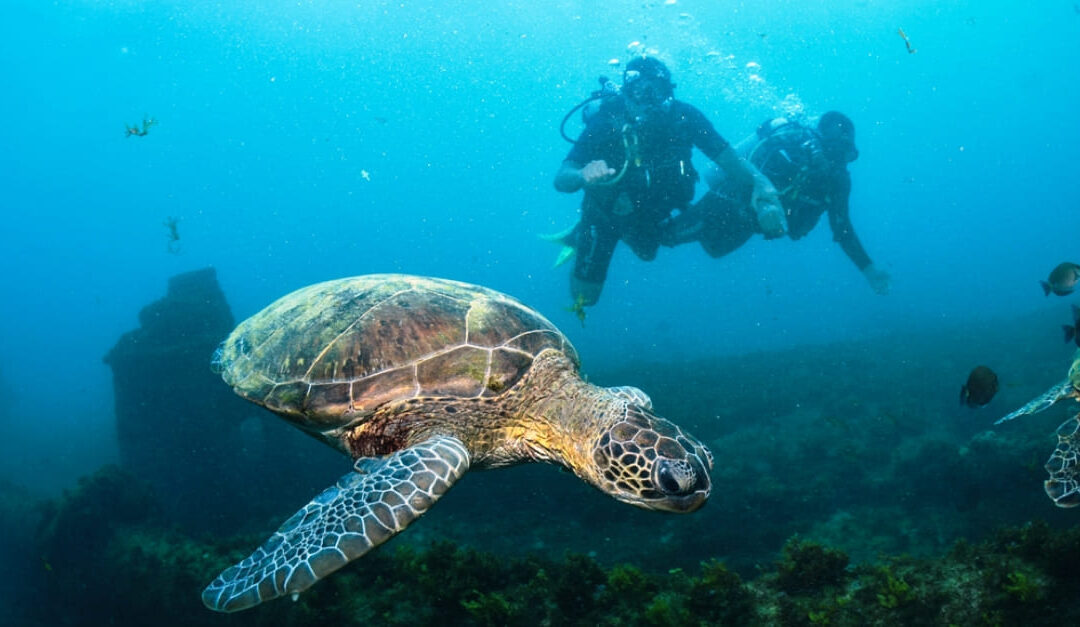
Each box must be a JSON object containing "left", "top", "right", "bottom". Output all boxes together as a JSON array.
[
  {"left": 898, "top": 28, "right": 917, "bottom": 54},
  {"left": 125, "top": 116, "right": 157, "bottom": 137},
  {"left": 164, "top": 216, "right": 180, "bottom": 254}
]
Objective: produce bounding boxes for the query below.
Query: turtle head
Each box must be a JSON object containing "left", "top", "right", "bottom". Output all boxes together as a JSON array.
[{"left": 588, "top": 402, "right": 713, "bottom": 513}]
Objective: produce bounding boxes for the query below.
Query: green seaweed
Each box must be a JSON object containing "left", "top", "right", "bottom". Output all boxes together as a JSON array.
[
  {"left": 875, "top": 568, "right": 914, "bottom": 609},
  {"left": 1002, "top": 570, "right": 1044, "bottom": 603}
]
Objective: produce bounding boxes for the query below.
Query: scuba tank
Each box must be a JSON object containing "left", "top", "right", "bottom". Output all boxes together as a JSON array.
[{"left": 748, "top": 117, "right": 826, "bottom": 199}]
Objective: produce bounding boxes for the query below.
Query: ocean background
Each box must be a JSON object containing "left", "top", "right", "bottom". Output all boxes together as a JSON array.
[{"left": 2, "top": 1, "right": 1080, "bottom": 624}]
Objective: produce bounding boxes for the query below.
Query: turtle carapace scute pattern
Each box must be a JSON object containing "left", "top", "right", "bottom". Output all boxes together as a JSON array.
[{"left": 202, "top": 274, "right": 713, "bottom": 612}]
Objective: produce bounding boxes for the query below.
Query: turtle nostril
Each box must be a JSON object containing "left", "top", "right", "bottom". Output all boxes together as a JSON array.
[{"left": 655, "top": 460, "right": 695, "bottom": 495}]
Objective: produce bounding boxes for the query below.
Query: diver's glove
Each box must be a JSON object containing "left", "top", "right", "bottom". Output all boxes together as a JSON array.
[
  {"left": 862, "top": 263, "right": 891, "bottom": 295},
  {"left": 755, "top": 203, "right": 788, "bottom": 240}
]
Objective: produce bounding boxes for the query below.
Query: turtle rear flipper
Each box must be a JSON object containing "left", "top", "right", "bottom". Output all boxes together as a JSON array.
[
  {"left": 1045, "top": 415, "right": 1080, "bottom": 508},
  {"left": 994, "top": 379, "right": 1075, "bottom": 425},
  {"left": 202, "top": 435, "right": 470, "bottom": 612}
]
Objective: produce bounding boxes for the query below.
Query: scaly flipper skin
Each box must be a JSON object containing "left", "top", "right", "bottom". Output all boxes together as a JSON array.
[
  {"left": 994, "top": 379, "right": 1075, "bottom": 425},
  {"left": 607, "top": 386, "right": 653, "bottom": 410},
  {"left": 1045, "top": 416, "right": 1080, "bottom": 508},
  {"left": 202, "top": 435, "right": 470, "bottom": 612}
]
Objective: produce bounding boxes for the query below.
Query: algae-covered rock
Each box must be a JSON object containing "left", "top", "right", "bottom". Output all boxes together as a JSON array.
[
  {"left": 102, "top": 268, "right": 339, "bottom": 533},
  {"left": 21, "top": 469, "right": 1080, "bottom": 627},
  {"left": 773, "top": 536, "right": 851, "bottom": 594},
  {"left": 103, "top": 268, "right": 243, "bottom": 530}
]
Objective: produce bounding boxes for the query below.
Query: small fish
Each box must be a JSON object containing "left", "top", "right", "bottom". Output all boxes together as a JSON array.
[
  {"left": 1041, "top": 262, "right": 1080, "bottom": 296},
  {"left": 1063, "top": 304, "right": 1080, "bottom": 347},
  {"left": 961, "top": 365, "right": 999, "bottom": 408},
  {"left": 898, "top": 28, "right": 917, "bottom": 54}
]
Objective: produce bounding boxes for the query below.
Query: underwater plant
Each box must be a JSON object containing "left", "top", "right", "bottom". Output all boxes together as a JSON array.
[{"left": 873, "top": 568, "right": 914, "bottom": 609}]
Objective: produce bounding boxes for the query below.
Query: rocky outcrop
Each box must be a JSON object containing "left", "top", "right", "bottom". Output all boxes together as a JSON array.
[
  {"left": 103, "top": 268, "right": 338, "bottom": 533},
  {"left": 104, "top": 268, "right": 247, "bottom": 530}
]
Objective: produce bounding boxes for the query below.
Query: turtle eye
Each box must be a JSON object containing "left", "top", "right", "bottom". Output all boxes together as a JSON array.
[{"left": 655, "top": 459, "right": 695, "bottom": 495}]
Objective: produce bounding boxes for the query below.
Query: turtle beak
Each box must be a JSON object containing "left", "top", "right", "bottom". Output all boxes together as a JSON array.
[{"left": 666, "top": 491, "right": 709, "bottom": 513}]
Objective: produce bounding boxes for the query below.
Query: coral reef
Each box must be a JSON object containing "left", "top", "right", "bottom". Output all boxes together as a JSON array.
[
  {"left": 13, "top": 464, "right": 1079, "bottom": 626},
  {"left": 25, "top": 301, "right": 1069, "bottom": 624}
]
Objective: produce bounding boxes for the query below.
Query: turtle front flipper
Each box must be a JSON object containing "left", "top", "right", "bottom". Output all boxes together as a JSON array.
[
  {"left": 202, "top": 435, "right": 470, "bottom": 612},
  {"left": 1045, "top": 414, "right": 1080, "bottom": 508},
  {"left": 994, "top": 379, "right": 1076, "bottom": 425}
]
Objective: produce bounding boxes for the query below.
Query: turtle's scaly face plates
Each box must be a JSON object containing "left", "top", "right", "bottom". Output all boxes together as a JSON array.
[{"left": 591, "top": 404, "right": 712, "bottom": 512}]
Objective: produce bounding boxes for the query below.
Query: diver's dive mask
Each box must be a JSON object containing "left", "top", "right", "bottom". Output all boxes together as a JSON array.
[
  {"left": 623, "top": 77, "right": 673, "bottom": 125},
  {"left": 625, "top": 77, "right": 671, "bottom": 107}
]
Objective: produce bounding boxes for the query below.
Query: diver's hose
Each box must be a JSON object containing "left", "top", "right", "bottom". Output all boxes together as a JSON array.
[
  {"left": 593, "top": 124, "right": 633, "bottom": 187},
  {"left": 559, "top": 94, "right": 605, "bottom": 144},
  {"left": 559, "top": 94, "right": 633, "bottom": 187}
]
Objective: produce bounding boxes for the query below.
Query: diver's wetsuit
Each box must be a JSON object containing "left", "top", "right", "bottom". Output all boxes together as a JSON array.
[
  {"left": 692, "top": 120, "right": 872, "bottom": 270},
  {"left": 564, "top": 97, "right": 730, "bottom": 294}
]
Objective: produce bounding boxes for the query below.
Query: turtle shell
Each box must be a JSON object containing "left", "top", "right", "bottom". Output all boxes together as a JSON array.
[
  {"left": 214, "top": 274, "right": 577, "bottom": 431},
  {"left": 1070, "top": 349, "right": 1080, "bottom": 390}
]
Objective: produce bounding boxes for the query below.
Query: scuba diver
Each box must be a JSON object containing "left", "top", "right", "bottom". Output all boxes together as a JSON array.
[
  {"left": 665, "top": 111, "right": 891, "bottom": 295},
  {"left": 552, "top": 56, "right": 781, "bottom": 311}
]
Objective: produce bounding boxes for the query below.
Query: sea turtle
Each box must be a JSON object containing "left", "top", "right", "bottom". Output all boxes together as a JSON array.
[
  {"left": 202, "top": 274, "right": 713, "bottom": 612},
  {"left": 995, "top": 349, "right": 1080, "bottom": 507}
]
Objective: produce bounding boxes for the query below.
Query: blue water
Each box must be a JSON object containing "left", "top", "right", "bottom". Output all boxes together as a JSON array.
[{"left": 1, "top": 0, "right": 1078, "bottom": 495}]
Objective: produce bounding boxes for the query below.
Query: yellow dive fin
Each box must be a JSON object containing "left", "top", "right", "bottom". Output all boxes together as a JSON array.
[{"left": 539, "top": 223, "right": 578, "bottom": 268}]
